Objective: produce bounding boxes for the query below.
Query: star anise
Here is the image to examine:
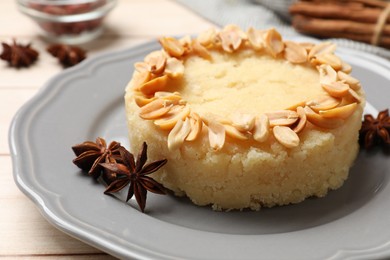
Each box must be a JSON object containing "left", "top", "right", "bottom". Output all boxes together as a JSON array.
[
  {"left": 47, "top": 43, "right": 86, "bottom": 67},
  {"left": 359, "top": 109, "right": 390, "bottom": 149},
  {"left": 0, "top": 40, "right": 39, "bottom": 68},
  {"left": 72, "top": 137, "right": 122, "bottom": 179},
  {"left": 101, "top": 142, "right": 168, "bottom": 212}
]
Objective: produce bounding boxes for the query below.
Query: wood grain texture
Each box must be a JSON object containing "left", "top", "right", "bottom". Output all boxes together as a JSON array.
[{"left": 0, "top": 0, "right": 214, "bottom": 257}]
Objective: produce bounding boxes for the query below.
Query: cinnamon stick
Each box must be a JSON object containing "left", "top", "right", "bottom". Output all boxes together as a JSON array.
[
  {"left": 292, "top": 15, "right": 390, "bottom": 48},
  {"left": 289, "top": 1, "right": 388, "bottom": 24},
  {"left": 301, "top": 0, "right": 387, "bottom": 9}
]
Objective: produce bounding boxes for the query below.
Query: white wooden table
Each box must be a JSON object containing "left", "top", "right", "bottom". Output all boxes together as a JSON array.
[{"left": 0, "top": 0, "right": 213, "bottom": 257}]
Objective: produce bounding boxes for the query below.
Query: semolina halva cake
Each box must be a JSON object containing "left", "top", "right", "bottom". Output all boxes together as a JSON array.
[{"left": 124, "top": 25, "right": 365, "bottom": 211}]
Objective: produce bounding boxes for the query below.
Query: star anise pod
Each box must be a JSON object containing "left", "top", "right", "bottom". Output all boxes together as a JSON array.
[
  {"left": 47, "top": 43, "right": 86, "bottom": 67},
  {"left": 72, "top": 137, "right": 122, "bottom": 179},
  {"left": 101, "top": 143, "right": 168, "bottom": 212},
  {"left": 359, "top": 109, "right": 390, "bottom": 149},
  {"left": 0, "top": 40, "right": 39, "bottom": 68}
]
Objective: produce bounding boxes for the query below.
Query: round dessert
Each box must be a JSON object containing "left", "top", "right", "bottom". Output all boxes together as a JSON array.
[{"left": 124, "top": 25, "right": 365, "bottom": 211}]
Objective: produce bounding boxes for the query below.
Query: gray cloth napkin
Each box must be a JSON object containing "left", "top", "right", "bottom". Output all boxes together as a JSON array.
[{"left": 176, "top": 0, "right": 390, "bottom": 59}]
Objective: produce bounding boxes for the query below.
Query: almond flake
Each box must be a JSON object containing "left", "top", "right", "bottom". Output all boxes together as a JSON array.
[
  {"left": 319, "top": 64, "right": 337, "bottom": 85},
  {"left": 266, "top": 110, "right": 299, "bottom": 126},
  {"left": 341, "top": 62, "right": 352, "bottom": 73},
  {"left": 284, "top": 41, "right": 307, "bottom": 64},
  {"left": 347, "top": 88, "right": 362, "bottom": 103},
  {"left": 306, "top": 95, "right": 341, "bottom": 112},
  {"left": 186, "top": 112, "right": 203, "bottom": 141},
  {"left": 273, "top": 126, "right": 300, "bottom": 148},
  {"left": 139, "top": 75, "right": 169, "bottom": 96},
  {"left": 165, "top": 57, "right": 185, "bottom": 78},
  {"left": 134, "top": 94, "right": 156, "bottom": 107},
  {"left": 253, "top": 114, "right": 270, "bottom": 142},
  {"left": 131, "top": 70, "right": 151, "bottom": 89},
  {"left": 293, "top": 106, "right": 307, "bottom": 133},
  {"left": 154, "top": 91, "right": 182, "bottom": 103},
  {"left": 247, "top": 27, "right": 265, "bottom": 50},
  {"left": 159, "top": 37, "right": 185, "bottom": 58},
  {"left": 154, "top": 105, "right": 191, "bottom": 130},
  {"left": 218, "top": 25, "right": 244, "bottom": 53},
  {"left": 319, "top": 102, "right": 358, "bottom": 119},
  {"left": 322, "top": 81, "right": 350, "bottom": 98},
  {"left": 224, "top": 124, "right": 248, "bottom": 140},
  {"left": 192, "top": 40, "right": 212, "bottom": 60},
  {"left": 134, "top": 62, "right": 149, "bottom": 72},
  {"left": 167, "top": 118, "right": 191, "bottom": 151},
  {"left": 304, "top": 106, "right": 344, "bottom": 129},
  {"left": 145, "top": 51, "right": 166, "bottom": 75},
  {"left": 308, "top": 42, "right": 336, "bottom": 59},
  {"left": 179, "top": 35, "right": 192, "bottom": 54},
  {"left": 139, "top": 99, "right": 173, "bottom": 119},
  {"left": 299, "top": 42, "right": 314, "bottom": 52},
  {"left": 312, "top": 53, "right": 342, "bottom": 70},
  {"left": 207, "top": 121, "right": 226, "bottom": 150},
  {"left": 264, "top": 28, "right": 284, "bottom": 57},
  {"left": 231, "top": 113, "right": 255, "bottom": 132},
  {"left": 197, "top": 27, "right": 217, "bottom": 47},
  {"left": 337, "top": 71, "right": 360, "bottom": 90}
]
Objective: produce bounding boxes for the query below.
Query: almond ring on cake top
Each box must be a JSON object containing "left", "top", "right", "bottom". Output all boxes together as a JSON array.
[
  {"left": 124, "top": 25, "right": 365, "bottom": 211},
  {"left": 128, "top": 25, "right": 362, "bottom": 151}
]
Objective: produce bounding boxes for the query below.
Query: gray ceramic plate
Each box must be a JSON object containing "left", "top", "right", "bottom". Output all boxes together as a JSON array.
[{"left": 9, "top": 40, "right": 390, "bottom": 260}]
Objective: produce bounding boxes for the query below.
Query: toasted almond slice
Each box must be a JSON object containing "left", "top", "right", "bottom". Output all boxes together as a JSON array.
[
  {"left": 322, "top": 81, "right": 350, "bottom": 98},
  {"left": 337, "top": 71, "right": 360, "bottom": 90},
  {"left": 165, "top": 57, "right": 185, "bottom": 78},
  {"left": 247, "top": 27, "right": 265, "bottom": 50},
  {"left": 219, "top": 26, "right": 243, "bottom": 53},
  {"left": 224, "top": 124, "right": 248, "bottom": 140},
  {"left": 347, "top": 88, "right": 362, "bottom": 103},
  {"left": 318, "top": 64, "right": 337, "bottom": 85},
  {"left": 134, "top": 94, "right": 156, "bottom": 107},
  {"left": 131, "top": 70, "right": 151, "bottom": 90},
  {"left": 179, "top": 35, "right": 192, "bottom": 53},
  {"left": 202, "top": 113, "right": 232, "bottom": 125},
  {"left": 197, "top": 27, "right": 217, "bottom": 47},
  {"left": 306, "top": 95, "right": 341, "bottom": 112},
  {"left": 154, "top": 91, "right": 182, "bottom": 104},
  {"left": 312, "top": 53, "right": 342, "bottom": 70},
  {"left": 299, "top": 42, "right": 314, "bottom": 52},
  {"left": 266, "top": 110, "right": 299, "bottom": 126},
  {"left": 284, "top": 41, "right": 307, "bottom": 64},
  {"left": 304, "top": 106, "right": 344, "bottom": 129},
  {"left": 341, "top": 62, "right": 352, "bottom": 73},
  {"left": 159, "top": 37, "right": 185, "bottom": 58},
  {"left": 231, "top": 113, "right": 255, "bottom": 132},
  {"left": 208, "top": 121, "right": 226, "bottom": 150},
  {"left": 293, "top": 106, "right": 307, "bottom": 133},
  {"left": 273, "top": 126, "right": 300, "bottom": 148},
  {"left": 285, "top": 100, "right": 307, "bottom": 110},
  {"left": 192, "top": 40, "right": 212, "bottom": 60},
  {"left": 134, "top": 62, "right": 149, "bottom": 72},
  {"left": 319, "top": 102, "right": 358, "bottom": 119},
  {"left": 264, "top": 28, "right": 284, "bottom": 57},
  {"left": 139, "top": 99, "right": 173, "bottom": 119},
  {"left": 139, "top": 75, "right": 169, "bottom": 96},
  {"left": 253, "top": 114, "right": 270, "bottom": 142},
  {"left": 145, "top": 51, "right": 166, "bottom": 75},
  {"left": 308, "top": 42, "right": 336, "bottom": 59},
  {"left": 154, "top": 105, "right": 191, "bottom": 130},
  {"left": 167, "top": 118, "right": 191, "bottom": 151},
  {"left": 186, "top": 112, "right": 203, "bottom": 141}
]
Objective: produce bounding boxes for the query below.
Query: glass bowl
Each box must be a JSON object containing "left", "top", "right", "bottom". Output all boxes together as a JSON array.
[{"left": 16, "top": 0, "right": 117, "bottom": 44}]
